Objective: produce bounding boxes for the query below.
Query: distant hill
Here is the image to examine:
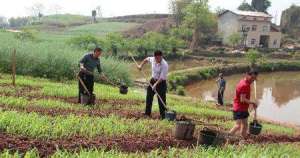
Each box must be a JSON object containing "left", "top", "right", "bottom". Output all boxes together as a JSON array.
[
  {"left": 20, "top": 13, "right": 174, "bottom": 38},
  {"left": 107, "top": 14, "right": 171, "bottom": 23},
  {"left": 123, "top": 18, "right": 175, "bottom": 38},
  {"left": 40, "top": 14, "right": 91, "bottom": 27}
]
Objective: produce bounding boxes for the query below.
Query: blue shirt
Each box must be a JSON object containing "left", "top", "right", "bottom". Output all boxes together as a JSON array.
[
  {"left": 218, "top": 78, "right": 226, "bottom": 89},
  {"left": 79, "top": 53, "right": 102, "bottom": 74}
]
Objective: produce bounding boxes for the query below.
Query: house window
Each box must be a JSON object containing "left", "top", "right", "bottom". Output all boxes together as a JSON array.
[
  {"left": 251, "top": 39, "right": 256, "bottom": 45},
  {"left": 241, "top": 25, "right": 247, "bottom": 31},
  {"left": 252, "top": 25, "right": 257, "bottom": 31},
  {"left": 273, "top": 39, "right": 278, "bottom": 46},
  {"left": 263, "top": 26, "right": 269, "bottom": 32}
]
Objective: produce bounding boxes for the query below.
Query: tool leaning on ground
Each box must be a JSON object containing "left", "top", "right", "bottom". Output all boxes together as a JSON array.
[
  {"left": 76, "top": 69, "right": 128, "bottom": 105},
  {"left": 249, "top": 81, "right": 263, "bottom": 135},
  {"left": 129, "top": 53, "right": 177, "bottom": 121},
  {"left": 76, "top": 71, "right": 96, "bottom": 105}
]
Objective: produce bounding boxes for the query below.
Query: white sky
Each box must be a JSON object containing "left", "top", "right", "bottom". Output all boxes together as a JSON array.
[{"left": 0, "top": 0, "right": 299, "bottom": 24}]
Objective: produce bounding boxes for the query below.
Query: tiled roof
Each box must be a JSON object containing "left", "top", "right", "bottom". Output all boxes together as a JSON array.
[
  {"left": 219, "top": 10, "right": 272, "bottom": 18},
  {"left": 233, "top": 10, "right": 272, "bottom": 18}
]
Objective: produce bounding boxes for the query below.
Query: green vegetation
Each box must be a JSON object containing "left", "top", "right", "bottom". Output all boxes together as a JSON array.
[
  {"left": 65, "top": 22, "right": 138, "bottom": 36},
  {"left": 238, "top": 0, "right": 271, "bottom": 13},
  {"left": 1, "top": 143, "right": 300, "bottom": 158},
  {"left": 227, "top": 33, "right": 242, "bottom": 47},
  {"left": 40, "top": 14, "right": 90, "bottom": 27},
  {"left": 0, "top": 110, "right": 171, "bottom": 138},
  {"left": 182, "top": 0, "right": 217, "bottom": 50},
  {"left": 0, "top": 73, "right": 298, "bottom": 157},
  {"left": 1, "top": 10, "right": 300, "bottom": 157},
  {"left": 0, "top": 31, "right": 133, "bottom": 85},
  {"left": 245, "top": 49, "right": 261, "bottom": 66}
]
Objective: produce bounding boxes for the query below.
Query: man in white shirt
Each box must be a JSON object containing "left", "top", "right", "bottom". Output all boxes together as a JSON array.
[{"left": 137, "top": 50, "right": 169, "bottom": 119}]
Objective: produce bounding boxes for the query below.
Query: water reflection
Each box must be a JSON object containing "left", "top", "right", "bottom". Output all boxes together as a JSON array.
[{"left": 185, "top": 72, "right": 300, "bottom": 125}]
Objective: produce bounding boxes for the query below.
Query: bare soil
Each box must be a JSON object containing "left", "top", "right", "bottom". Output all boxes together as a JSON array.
[{"left": 0, "top": 104, "right": 160, "bottom": 120}]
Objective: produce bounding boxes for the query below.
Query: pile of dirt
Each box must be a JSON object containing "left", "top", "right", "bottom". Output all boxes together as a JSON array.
[{"left": 123, "top": 18, "right": 175, "bottom": 38}]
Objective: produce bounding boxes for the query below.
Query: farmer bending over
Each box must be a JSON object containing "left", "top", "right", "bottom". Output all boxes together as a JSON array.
[
  {"left": 229, "top": 69, "right": 258, "bottom": 138},
  {"left": 216, "top": 73, "right": 226, "bottom": 106},
  {"left": 137, "top": 50, "right": 169, "bottom": 119},
  {"left": 78, "top": 47, "right": 107, "bottom": 104}
]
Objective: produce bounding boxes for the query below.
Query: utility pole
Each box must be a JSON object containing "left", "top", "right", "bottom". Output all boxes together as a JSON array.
[{"left": 11, "top": 49, "right": 16, "bottom": 87}]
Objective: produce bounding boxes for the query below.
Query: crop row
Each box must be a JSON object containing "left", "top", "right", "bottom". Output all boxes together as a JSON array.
[
  {"left": 1, "top": 143, "right": 300, "bottom": 158},
  {"left": 0, "top": 110, "right": 172, "bottom": 139}
]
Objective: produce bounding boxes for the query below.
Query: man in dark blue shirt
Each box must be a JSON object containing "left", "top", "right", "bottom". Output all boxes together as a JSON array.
[
  {"left": 216, "top": 73, "right": 226, "bottom": 106},
  {"left": 78, "top": 47, "right": 105, "bottom": 104}
]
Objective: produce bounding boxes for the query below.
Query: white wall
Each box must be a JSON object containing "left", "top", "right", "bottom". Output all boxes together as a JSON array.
[{"left": 218, "top": 12, "right": 239, "bottom": 44}]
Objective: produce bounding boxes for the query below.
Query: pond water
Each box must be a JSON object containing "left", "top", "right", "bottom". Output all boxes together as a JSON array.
[{"left": 185, "top": 71, "right": 300, "bottom": 126}]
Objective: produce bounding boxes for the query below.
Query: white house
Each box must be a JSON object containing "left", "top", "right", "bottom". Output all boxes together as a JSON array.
[{"left": 218, "top": 10, "right": 282, "bottom": 48}]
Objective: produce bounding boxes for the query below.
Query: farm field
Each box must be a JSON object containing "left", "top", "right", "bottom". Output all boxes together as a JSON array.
[{"left": 0, "top": 73, "right": 299, "bottom": 157}]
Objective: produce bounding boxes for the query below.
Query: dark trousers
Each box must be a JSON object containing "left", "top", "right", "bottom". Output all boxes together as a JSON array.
[
  {"left": 145, "top": 79, "right": 167, "bottom": 119},
  {"left": 78, "top": 72, "right": 94, "bottom": 103},
  {"left": 217, "top": 89, "right": 224, "bottom": 106}
]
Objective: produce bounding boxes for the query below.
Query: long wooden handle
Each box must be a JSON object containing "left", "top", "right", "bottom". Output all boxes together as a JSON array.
[
  {"left": 129, "top": 53, "right": 168, "bottom": 110},
  {"left": 77, "top": 73, "right": 91, "bottom": 96},
  {"left": 254, "top": 81, "right": 257, "bottom": 120}
]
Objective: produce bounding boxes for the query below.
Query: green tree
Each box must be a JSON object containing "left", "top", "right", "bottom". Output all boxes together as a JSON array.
[
  {"left": 169, "top": 26, "right": 193, "bottom": 41},
  {"left": 0, "top": 16, "right": 8, "bottom": 29},
  {"left": 227, "top": 33, "right": 242, "bottom": 47},
  {"left": 105, "top": 33, "right": 126, "bottom": 56},
  {"left": 237, "top": 0, "right": 271, "bottom": 13},
  {"left": 8, "top": 17, "right": 30, "bottom": 28},
  {"left": 183, "top": 0, "right": 216, "bottom": 50},
  {"left": 167, "top": 36, "right": 186, "bottom": 54},
  {"left": 238, "top": 0, "right": 255, "bottom": 11},
  {"left": 169, "top": 0, "right": 193, "bottom": 27},
  {"left": 131, "top": 32, "right": 185, "bottom": 57},
  {"left": 67, "top": 34, "right": 102, "bottom": 50},
  {"left": 246, "top": 49, "right": 261, "bottom": 67},
  {"left": 251, "top": 0, "right": 271, "bottom": 13}
]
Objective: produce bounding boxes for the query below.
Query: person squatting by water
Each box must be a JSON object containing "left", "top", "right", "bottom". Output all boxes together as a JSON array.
[
  {"left": 229, "top": 69, "right": 258, "bottom": 138},
  {"left": 216, "top": 73, "right": 226, "bottom": 106},
  {"left": 78, "top": 47, "right": 107, "bottom": 104},
  {"left": 137, "top": 50, "right": 169, "bottom": 119}
]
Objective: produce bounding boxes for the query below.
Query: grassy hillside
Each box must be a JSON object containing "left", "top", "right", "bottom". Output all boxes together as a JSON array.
[
  {"left": 40, "top": 14, "right": 90, "bottom": 27},
  {"left": 23, "top": 14, "right": 139, "bottom": 36},
  {"left": 65, "top": 22, "right": 139, "bottom": 36},
  {"left": 0, "top": 74, "right": 299, "bottom": 157}
]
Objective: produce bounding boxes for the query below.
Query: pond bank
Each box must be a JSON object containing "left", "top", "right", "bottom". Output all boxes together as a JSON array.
[{"left": 168, "top": 61, "right": 300, "bottom": 92}]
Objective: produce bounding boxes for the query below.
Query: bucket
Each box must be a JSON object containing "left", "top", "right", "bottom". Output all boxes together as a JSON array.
[
  {"left": 80, "top": 94, "right": 95, "bottom": 105},
  {"left": 175, "top": 121, "right": 195, "bottom": 140},
  {"left": 249, "top": 120, "right": 262, "bottom": 135},
  {"left": 198, "top": 127, "right": 218, "bottom": 146},
  {"left": 119, "top": 85, "right": 128, "bottom": 95},
  {"left": 165, "top": 111, "right": 177, "bottom": 121}
]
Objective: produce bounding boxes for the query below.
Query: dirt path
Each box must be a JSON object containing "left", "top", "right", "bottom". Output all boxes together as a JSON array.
[
  {"left": 0, "top": 132, "right": 195, "bottom": 157},
  {"left": 0, "top": 104, "right": 161, "bottom": 120}
]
